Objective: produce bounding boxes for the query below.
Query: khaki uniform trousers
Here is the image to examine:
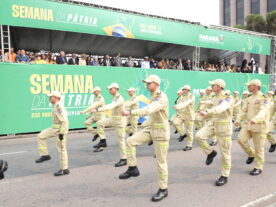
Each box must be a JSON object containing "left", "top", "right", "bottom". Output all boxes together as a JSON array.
[
  {"left": 237, "top": 128, "right": 266, "bottom": 170},
  {"left": 84, "top": 115, "right": 102, "bottom": 134},
  {"left": 126, "top": 115, "right": 139, "bottom": 135},
  {"left": 172, "top": 116, "right": 194, "bottom": 147},
  {"left": 126, "top": 127, "right": 169, "bottom": 190},
  {"left": 38, "top": 128, "right": 68, "bottom": 170},
  {"left": 97, "top": 117, "right": 127, "bottom": 159},
  {"left": 195, "top": 123, "right": 232, "bottom": 177}
]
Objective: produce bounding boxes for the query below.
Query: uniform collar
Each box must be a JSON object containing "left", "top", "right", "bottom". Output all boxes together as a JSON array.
[
  {"left": 252, "top": 91, "right": 262, "bottom": 97},
  {"left": 151, "top": 89, "right": 160, "bottom": 97},
  {"left": 114, "top": 92, "right": 120, "bottom": 98},
  {"left": 53, "top": 101, "right": 60, "bottom": 107}
]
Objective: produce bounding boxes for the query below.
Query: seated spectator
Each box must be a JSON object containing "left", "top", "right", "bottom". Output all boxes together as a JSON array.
[
  {"left": 168, "top": 60, "right": 176, "bottom": 69},
  {"left": 125, "top": 56, "right": 134, "bottom": 67},
  {"left": 68, "top": 53, "right": 79, "bottom": 65},
  {"left": 46, "top": 53, "right": 56, "bottom": 64},
  {"left": 184, "top": 59, "right": 192, "bottom": 70},
  {"left": 157, "top": 59, "right": 166, "bottom": 69},
  {"left": 240, "top": 59, "right": 248, "bottom": 73},
  {"left": 79, "top": 54, "right": 87, "bottom": 66},
  {"left": 176, "top": 58, "right": 183, "bottom": 70},
  {"left": 16, "top": 49, "right": 30, "bottom": 63},
  {"left": 150, "top": 57, "right": 157, "bottom": 69},
  {"left": 86, "top": 55, "right": 92, "bottom": 66},
  {"left": 141, "top": 56, "right": 150, "bottom": 69},
  {"left": 114, "top": 53, "right": 122, "bottom": 67},
  {"left": 35, "top": 55, "right": 46, "bottom": 64},
  {"left": 56, "top": 51, "right": 67, "bottom": 64},
  {"left": 101, "top": 54, "right": 111, "bottom": 66},
  {"left": 92, "top": 56, "right": 100, "bottom": 66},
  {"left": 4, "top": 47, "right": 17, "bottom": 63}
]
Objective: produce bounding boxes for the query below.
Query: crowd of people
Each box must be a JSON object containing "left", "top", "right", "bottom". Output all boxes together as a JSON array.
[{"left": 0, "top": 48, "right": 258, "bottom": 73}]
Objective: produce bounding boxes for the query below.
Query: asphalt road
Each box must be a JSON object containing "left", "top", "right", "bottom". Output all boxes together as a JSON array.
[{"left": 1, "top": 127, "right": 276, "bottom": 207}]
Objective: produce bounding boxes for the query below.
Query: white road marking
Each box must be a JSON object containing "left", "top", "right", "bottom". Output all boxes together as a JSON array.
[
  {"left": 240, "top": 192, "right": 276, "bottom": 207},
  {"left": 0, "top": 151, "right": 28, "bottom": 156}
]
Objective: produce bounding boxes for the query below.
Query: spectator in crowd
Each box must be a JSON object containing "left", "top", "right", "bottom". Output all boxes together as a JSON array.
[
  {"left": 16, "top": 49, "right": 30, "bottom": 63},
  {"left": 150, "top": 57, "right": 157, "bottom": 69},
  {"left": 157, "top": 58, "right": 166, "bottom": 69},
  {"left": 7, "top": 48, "right": 263, "bottom": 74},
  {"left": 79, "top": 53, "right": 87, "bottom": 66},
  {"left": 240, "top": 59, "right": 248, "bottom": 73},
  {"left": 68, "top": 53, "right": 79, "bottom": 65},
  {"left": 101, "top": 54, "right": 111, "bottom": 66},
  {"left": 46, "top": 53, "right": 56, "bottom": 64},
  {"left": 114, "top": 53, "right": 122, "bottom": 67},
  {"left": 141, "top": 56, "right": 150, "bottom": 69},
  {"left": 86, "top": 55, "right": 92, "bottom": 66},
  {"left": 56, "top": 51, "right": 67, "bottom": 64},
  {"left": 125, "top": 56, "right": 134, "bottom": 67},
  {"left": 176, "top": 58, "right": 183, "bottom": 70},
  {"left": 168, "top": 59, "right": 176, "bottom": 69},
  {"left": 35, "top": 55, "right": 46, "bottom": 64},
  {"left": 183, "top": 59, "right": 192, "bottom": 70},
  {"left": 92, "top": 56, "right": 100, "bottom": 66},
  {"left": 4, "top": 47, "right": 17, "bottom": 63}
]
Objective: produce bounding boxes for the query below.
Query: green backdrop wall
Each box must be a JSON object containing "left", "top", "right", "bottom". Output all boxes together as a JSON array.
[{"left": 0, "top": 63, "right": 270, "bottom": 135}]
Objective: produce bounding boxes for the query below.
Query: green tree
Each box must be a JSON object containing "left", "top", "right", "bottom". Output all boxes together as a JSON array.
[
  {"left": 234, "top": 24, "right": 245, "bottom": 29},
  {"left": 266, "top": 10, "right": 276, "bottom": 35},
  {"left": 245, "top": 14, "right": 267, "bottom": 33}
]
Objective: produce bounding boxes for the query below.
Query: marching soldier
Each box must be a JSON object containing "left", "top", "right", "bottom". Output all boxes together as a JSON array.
[
  {"left": 267, "top": 91, "right": 276, "bottom": 152},
  {"left": 225, "top": 90, "right": 231, "bottom": 96},
  {"left": 35, "top": 91, "right": 70, "bottom": 176},
  {"left": 125, "top": 87, "right": 139, "bottom": 136},
  {"left": 0, "top": 160, "right": 8, "bottom": 180},
  {"left": 80, "top": 87, "right": 105, "bottom": 142},
  {"left": 235, "top": 79, "right": 270, "bottom": 176},
  {"left": 241, "top": 91, "right": 249, "bottom": 108},
  {"left": 195, "top": 79, "right": 233, "bottom": 186},
  {"left": 233, "top": 91, "right": 241, "bottom": 120},
  {"left": 198, "top": 87, "right": 218, "bottom": 146},
  {"left": 171, "top": 89, "right": 184, "bottom": 133},
  {"left": 172, "top": 85, "right": 195, "bottom": 151},
  {"left": 233, "top": 91, "right": 242, "bottom": 131},
  {"left": 119, "top": 75, "right": 170, "bottom": 202},
  {"left": 92, "top": 83, "right": 127, "bottom": 167},
  {"left": 195, "top": 89, "right": 207, "bottom": 130}
]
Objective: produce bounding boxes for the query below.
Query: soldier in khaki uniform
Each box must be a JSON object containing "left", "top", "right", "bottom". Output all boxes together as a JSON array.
[
  {"left": 235, "top": 79, "right": 270, "bottom": 176},
  {"left": 119, "top": 75, "right": 170, "bottom": 202},
  {"left": 267, "top": 91, "right": 276, "bottom": 152},
  {"left": 170, "top": 89, "right": 184, "bottom": 134},
  {"left": 172, "top": 85, "right": 195, "bottom": 151},
  {"left": 225, "top": 90, "right": 231, "bottom": 96},
  {"left": 80, "top": 86, "right": 105, "bottom": 142},
  {"left": 241, "top": 91, "right": 249, "bottom": 108},
  {"left": 35, "top": 91, "right": 70, "bottom": 176},
  {"left": 197, "top": 87, "right": 218, "bottom": 146},
  {"left": 195, "top": 89, "right": 207, "bottom": 130},
  {"left": 171, "top": 89, "right": 183, "bottom": 122},
  {"left": 233, "top": 91, "right": 241, "bottom": 119},
  {"left": 125, "top": 87, "right": 139, "bottom": 136},
  {"left": 91, "top": 83, "right": 127, "bottom": 167},
  {"left": 233, "top": 91, "right": 242, "bottom": 131},
  {"left": 195, "top": 79, "right": 233, "bottom": 186}
]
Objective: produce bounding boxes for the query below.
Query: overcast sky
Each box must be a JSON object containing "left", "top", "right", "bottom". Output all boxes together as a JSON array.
[{"left": 75, "top": 0, "right": 220, "bottom": 25}]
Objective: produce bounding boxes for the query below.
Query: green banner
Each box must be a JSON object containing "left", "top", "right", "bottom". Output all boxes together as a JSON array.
[
  {"left": 0, "top": 0, "right": 271, "bottom": 55},
  {"left": 0, "top": 63, "right": 270, "bottom": 135}
]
